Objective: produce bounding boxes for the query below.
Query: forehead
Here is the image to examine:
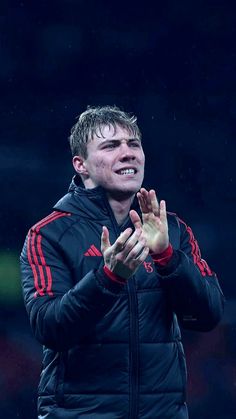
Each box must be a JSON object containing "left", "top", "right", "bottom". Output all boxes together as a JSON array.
[{"left": 90, "top": 124, "right": 139, "bottom": 142}]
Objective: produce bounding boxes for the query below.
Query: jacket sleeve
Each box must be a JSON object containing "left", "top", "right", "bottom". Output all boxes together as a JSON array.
[
  {"left": 155, "top": 217, "right": 225, "bottom": 331},
  {"left": 20, "top": 226, "right": 124, "bottom": 351}
]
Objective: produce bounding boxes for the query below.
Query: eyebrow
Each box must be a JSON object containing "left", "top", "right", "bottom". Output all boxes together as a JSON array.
[{"left": 98, "top": 138, "right": 141, "bottom": 147}]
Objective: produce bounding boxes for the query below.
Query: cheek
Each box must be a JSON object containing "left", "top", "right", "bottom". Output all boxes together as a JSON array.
[
  {"left": 94, "top": 159, "right": 109, "bottom": 172},
  {"left": 137, "top": 154, "right": 145, "bottom": 172},
  {"left": 87, "top": 155, "right": 105, "bottom": 169},
  {"left": 90, "top": 159, "right": 112, "bottom": 181}
]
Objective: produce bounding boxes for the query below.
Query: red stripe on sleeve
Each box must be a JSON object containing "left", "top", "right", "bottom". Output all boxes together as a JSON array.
[
  {"left": 32, "top": 211, "right": 57, "bottom": 231},
  {"left": 32, "top": 232, "right": 46, "bottom": 294},
  {"left": 202, "top": 259, "right": 212, "bottom": 276},
  {"left": 27, "top": 232, "right": 44, "bottom": 297},
  {"left": 186, "top": 225, "right": 206, "bottom": 276},
  {"left": 28, "top": 211, "right": 71, "bottom": 297},
  {"left": 178, "top": 218, "right": 213, "bottom": 277},
  {"left": 37, "top": 234, "right": 53, "bottom": 296},
  {"left": 35, "top": 211, "right": 70, "bottom": 233}
]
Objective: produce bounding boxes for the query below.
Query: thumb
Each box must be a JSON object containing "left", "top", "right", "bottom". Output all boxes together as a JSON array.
[{"left": 101, "top": 226, "right": 111, "bottom": 252}]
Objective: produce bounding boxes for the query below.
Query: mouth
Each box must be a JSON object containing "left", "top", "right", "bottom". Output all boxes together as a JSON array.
[{"left": 115, "top": 168, "right": 137, "bottom": 175}]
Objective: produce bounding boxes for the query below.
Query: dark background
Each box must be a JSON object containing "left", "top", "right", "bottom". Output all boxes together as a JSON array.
[{"left": 1, "top": 1, "right": 235, "bottom": 418}]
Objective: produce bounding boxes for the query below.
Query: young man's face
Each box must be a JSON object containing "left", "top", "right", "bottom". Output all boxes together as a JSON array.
[{"left": 74, "top": 124, "right": 145, "bottom": 197}]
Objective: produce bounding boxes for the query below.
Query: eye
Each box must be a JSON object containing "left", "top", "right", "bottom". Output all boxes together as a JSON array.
[
  {"left": 129, "top": 141, "right": 140, "bottom": 147},
  {"left": 104, "top": 143, "right": 117, "bottom": 149}
]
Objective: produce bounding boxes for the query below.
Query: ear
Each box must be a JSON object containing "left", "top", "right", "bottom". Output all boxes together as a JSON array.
[{"left": 72, "top": 156, "right": 88, "bottom": 176}]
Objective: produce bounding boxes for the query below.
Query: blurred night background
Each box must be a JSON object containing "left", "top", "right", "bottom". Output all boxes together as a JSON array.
[{"left": 1, "top": 0, "right": 236, "bottom": 418}]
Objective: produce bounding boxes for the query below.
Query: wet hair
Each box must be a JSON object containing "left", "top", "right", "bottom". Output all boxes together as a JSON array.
[{"left": 69, "top": 105, "right": 141, "bottom": 158}]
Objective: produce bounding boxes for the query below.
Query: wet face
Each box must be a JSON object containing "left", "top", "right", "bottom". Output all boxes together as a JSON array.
[{"left": 73, "top": 124, "right": 145, "bottom": 197}]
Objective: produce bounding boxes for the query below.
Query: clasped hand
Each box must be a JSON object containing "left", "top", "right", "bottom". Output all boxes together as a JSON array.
[{"left": 101, "top": 188, "right": 169, "bottom": 280}]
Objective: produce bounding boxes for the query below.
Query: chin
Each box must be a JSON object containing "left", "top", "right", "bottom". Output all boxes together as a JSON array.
[{"left": 108, "top": 185, "right": 140, "bottom": 199}]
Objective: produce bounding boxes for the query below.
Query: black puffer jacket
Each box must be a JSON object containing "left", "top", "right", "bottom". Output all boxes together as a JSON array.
[{"left": 20, "top": 176, "right": 224, "bottom": 419}]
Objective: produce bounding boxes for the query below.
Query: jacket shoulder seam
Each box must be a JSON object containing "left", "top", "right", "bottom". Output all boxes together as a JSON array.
[{"left": 30, "top": 211, "right": 79, "bottom": 244}]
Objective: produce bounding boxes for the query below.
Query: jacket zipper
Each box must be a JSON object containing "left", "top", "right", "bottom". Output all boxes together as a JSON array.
[
  {"left": 103, "top": 199, "right": 139, "bottom": 418},
  {"left": 127, "top": 276, "right": 139, "bottom": 419}
]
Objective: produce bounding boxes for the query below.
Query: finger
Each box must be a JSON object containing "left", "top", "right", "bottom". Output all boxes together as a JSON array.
[
  {"left": 113, "top": 228, "right": 133, "bottom": 252},
  {"left": 101, "top": 226, "right": 111, "bottom": 252},
  {"left": 137, "top": 246, "right": 150, "bottom": 263},
  {"left": 140, "top": 187, "right": 148, "bottom": 195},
  {"left": 116, "top": 228, "right": 142, "bottom": 259},
  {"left": 149, "top": 189, "right": 160, "bottom": 216},
  {"left": 137, "top": 192, "right": 148, "bottom": 214},
  {"left": 159, "top": 200, "right": 167, "bottom": 223},
  {"left": 140, "top": 188, "right": 150, "bottom": 202},
  {"left": 138, "top": 188, "right": 151, "bottom": 214},
  {"left": 140, "top": 188, "right": 152, "bottom": 212},
  {"left": 128, "top": 245, "right": 150, "bottom": 270},
  {"left": 129, "top": 209, "right": 142, "bottom": 230},
  {"left": 140, "top": 187, "right": 148, "bottom": 201},
  {"left": 123, "top": 236, "right": 147, "bottom": 263}
]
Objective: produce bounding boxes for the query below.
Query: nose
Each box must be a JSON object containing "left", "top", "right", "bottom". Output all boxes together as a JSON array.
[{"left": 119, "top": 142, "right": 135, "bottom": 161}]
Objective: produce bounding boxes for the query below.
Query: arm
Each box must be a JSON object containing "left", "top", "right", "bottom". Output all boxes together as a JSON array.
[
  {"left": 156, "top": 217, "right": 225, "bottom": 331},
  {"left": 21, "top": 223, "right": 149, "bottom": 351},
  {"left": 130, "top": 188, "right": 225, "bottom": 331},
  {"left": 20, "top": 226, "right": 125, "bottom": 351}
]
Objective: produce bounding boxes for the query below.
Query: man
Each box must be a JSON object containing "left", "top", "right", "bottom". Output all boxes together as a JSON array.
[{"left": 20, "top": 105, "right": 224, "bottom": 418}]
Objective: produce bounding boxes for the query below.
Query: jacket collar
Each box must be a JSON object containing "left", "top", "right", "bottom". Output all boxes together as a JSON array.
[{"left": 54, "top": 175, "right": 140, "bottom": 226}]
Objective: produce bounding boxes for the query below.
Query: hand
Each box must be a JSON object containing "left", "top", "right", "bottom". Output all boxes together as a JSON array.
[
  {"left": 101, "top": 226, "right": 149, "bottom": 280},
  {"left": 130, "top": 188, "right": 169, "bottom": 254}
]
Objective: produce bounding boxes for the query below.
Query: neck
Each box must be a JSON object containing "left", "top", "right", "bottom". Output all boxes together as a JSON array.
[{"left": 107, "top": 193, "right": 135, "bottom": 225}]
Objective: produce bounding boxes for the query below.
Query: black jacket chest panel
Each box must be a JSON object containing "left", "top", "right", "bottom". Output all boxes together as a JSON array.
[
  {"left": 59, "top": 218, "right": 104, "bottom": 283},
  {"left": 60, "top": 215, "right": 181, "bottom": 292}
]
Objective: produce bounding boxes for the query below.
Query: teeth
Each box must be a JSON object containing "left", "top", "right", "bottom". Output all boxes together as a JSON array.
[{"left": 120, "top": 169, "right": 135, "bottom": 175}]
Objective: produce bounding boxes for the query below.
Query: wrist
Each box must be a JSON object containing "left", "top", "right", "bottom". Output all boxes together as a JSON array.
[
  {"left": 103, "top": 265, "right": 127, "bottom": 285},
  {"left": 150, "top": 243, "right": 173, "bottom": 266}
]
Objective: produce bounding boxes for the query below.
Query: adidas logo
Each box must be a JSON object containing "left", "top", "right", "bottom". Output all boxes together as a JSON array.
[{"left": 84, "top": 245, "right": 102, "bottom": 257}]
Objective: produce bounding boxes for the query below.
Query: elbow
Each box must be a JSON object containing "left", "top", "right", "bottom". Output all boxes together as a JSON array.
[
  {"left": 181, "top": 301, "right": 225, "bottom": 332},
  {"left": 205, "top": 292, "right": 225, "bottom": 331},
  {"left": 34, "top": 328, "right": 72, "bottom": 351},
  {"left": 204, "top": 302, "right": 225, "bottom": 331},
  {"left": 30, "top": 308, "right": 75, "bottom": 351}
]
